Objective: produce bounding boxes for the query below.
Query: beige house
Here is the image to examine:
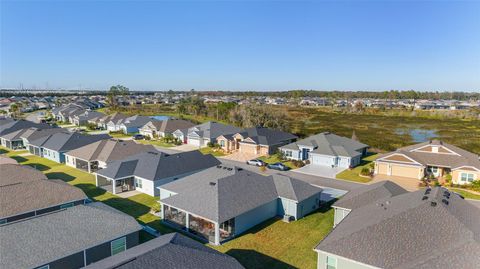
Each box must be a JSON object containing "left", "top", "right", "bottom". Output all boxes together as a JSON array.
[{"left": 375, "top": 140, "right": 480, "bottom": 185}]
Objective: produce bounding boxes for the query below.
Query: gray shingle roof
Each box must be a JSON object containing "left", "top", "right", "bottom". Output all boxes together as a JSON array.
[
  {"left": 65, "top": 139, "right": 156, "bottom": 162},
  {"left": 0, "top": 156, "right": 17, "bottom": 165},
  {"left": 333, "top": 181, "right": 408, "bottom": 210},
  {"left": 0, "top": 120, "right": 51, "bottom": 136},
  {"left": 19, "top": 127, "right": 67, "bottom": 143},
  {"left": 316, "top": 187, "right": 480, "bottom": 269},
  {"left": 236, "top": 127, "right": 298, "bottom": 146},
  {"left": 0, "top": 202, "right": 142, "bottom": 269},
  {"left": 0, "top": 179, "right": 87, "bottom": 219},
  {"left": 281, "top": 132, "right": 368, "bottom": 157},
  {"left": 146, "top": 119, "right": 196, "bottom": 133},
  {"left": 0, "top": 164, "right": 47, "bottom": 186},
  {"left": 84, "top": 233, "right": 245, "bottom": 269},
  {"left": 96, "top": 150, "right": 221, "bottom": 181},
  {"left": 188, "top": 121, "right": 243, "bottom": 140},
  {"left": 30, "top": 132, "right": 111, "bottom": 152},
  {"left": 161, "top": 166, "right": 322, "bottom": 223},
  {"left": 122, "top": 115, "right": 152, "bottom": 128}
]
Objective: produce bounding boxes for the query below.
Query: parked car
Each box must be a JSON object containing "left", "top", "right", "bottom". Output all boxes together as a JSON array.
[
  {"left": 133, "top": 134, "right": 144, "bottom": 140},
  {"left": 267, "top": 162, "right": 290, "bottom": 171},
  {"left": 246, "top": 159, "right": 266, "bottom": 167}
]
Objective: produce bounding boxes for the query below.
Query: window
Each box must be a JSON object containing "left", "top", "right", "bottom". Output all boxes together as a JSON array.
[
  {"left": 60, "top": 202, "right": 74, "bottom": 209},
  {"left": 220, "top": 140, "right": 225, "bottom": 147},
  {"left": 36, "top": 265, "right": 49, "bottom": 269},
  {"left": 111, "top": 237, "right": 126, "bottom": 255},
  {"left": 135, "top": 178, "right": 143, "bottom": 188},
  {"left": 0, "top": 219, "right": 6, "bottom": 224},
  {"left": 285, "top": 150, "right": 292, "bottom": 157},
  {"left": 461, "top": 173, "right": 475, "bottom": 182},
  {"left": 326, "top": 256, "right": 337, "bottom": 269}
]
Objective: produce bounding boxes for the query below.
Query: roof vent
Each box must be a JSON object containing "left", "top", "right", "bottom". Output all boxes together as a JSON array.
[
  {"left": 209, "top": 182, "right": 216, "bottom": 186},
  {"left": 422, "top": 196, "right": 428, "bottom": 200},
  {"left": 430, "top": 201, "right": 437, "bottom": 207},
  {"left": 237, "top": 168, "right": 243, "bottom": 171},
  {"left": 424, "top": 188, "right": 431, "bottom": 195},
  {"left": 216, "top": 165, "right": 222, "bottom": 169},
  {"left": 227, "top": 168, "right": 233, "bottom": 171},
  {"left": 223, "top": 167, "right": 227, "bottom": 170},
  {"left": 442, "top": 199, "right": 449, "bottom": 205}
]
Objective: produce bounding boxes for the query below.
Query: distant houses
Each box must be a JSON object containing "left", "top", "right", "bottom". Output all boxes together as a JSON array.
[
  {"left": 139, "top": 118, "right": 195, "bottom": 139},
  {"left": 175, "top": 121, "right": 243, "bottom": 147}
]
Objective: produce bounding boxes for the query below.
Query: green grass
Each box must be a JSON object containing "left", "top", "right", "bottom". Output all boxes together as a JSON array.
[
  {"left": 448, "top": 188, "right": 480, "bottom": 200},
  {"left": 335, "top": 154, "right": 378, "bottom": 183},
  {"left": 108, "top": 132, "right": 135, "bottom": 138},
  {"left": 199, "top": 147, "right": 226, "bottom": 157},
  {"left": 258, "top": 155, "right": 296, "bottom": 169},
  {"left": 136, "top": 139, "right": 176, "bottom": 148},
  {"left": 1, "top": 145, "right": 335, "bottom": 268}
]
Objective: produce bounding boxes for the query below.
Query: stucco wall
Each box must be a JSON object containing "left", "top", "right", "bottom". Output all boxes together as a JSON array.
[{"left": 452, "top": 169, "right": 480, "bottom": 185}]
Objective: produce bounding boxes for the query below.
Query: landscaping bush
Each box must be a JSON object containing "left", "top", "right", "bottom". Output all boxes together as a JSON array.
[
  {"left": 275, "top": 150, "right": 286, "bottom": 161},
  {"left": 291, "top": 160, "right": 305, "bottom": 168},
  {"left": 259, "top": 166, "right": 266, "bottom": 172},
  {"left": 360, "top": 167, "right": 371, "bottom": 176},
  {"left": 86, "top": 123, "right": 97, "bottom": 131},
  {"left": 207, "top": 142, "right": 215, "bottom": 148},
  {"left": 144, "top": 135, "right": 151, "bottom": 140}
]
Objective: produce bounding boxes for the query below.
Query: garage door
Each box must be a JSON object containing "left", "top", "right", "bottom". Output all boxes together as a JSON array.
[
  {"left": 377, "top": 163, "right": 389, "bottom": 175},
  {"left": 311, "top": 154, "right": 334, "bottom": 166},
  {"left": 188, "top": 137, "right": 201, "bottom": 147},
  {"left": 391, "top": 165, "right": 421, "bottom": 179},
  {"left": 240, "top": 144, "right": 258, "bottom": 154}
]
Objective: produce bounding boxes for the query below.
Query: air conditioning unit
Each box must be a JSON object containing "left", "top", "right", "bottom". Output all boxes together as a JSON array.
[{"left": 282, "top": 215, "right": 294, "bottom": 223}]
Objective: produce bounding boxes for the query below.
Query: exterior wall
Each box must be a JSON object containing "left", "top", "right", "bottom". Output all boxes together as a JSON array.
[
  {"left": 1, "top": 200, "right": 85, "bottom": 224},
  {"left": 452, "top": 169, "right": 480, "bottom": 185},
  {"left": 239, "top": 143, "right": 259, "bottom": 154},
  {"left": 159, "top": 189, "right": 178, "bottom": 200},
  {"left": 310, "top": 153, "right": 353, "bottom": 167},
  {"left": 234, "top": 199, "right": 278, "bottom": 235},
  {"left": 296, "top": 193, "right": 322, "bottom": 219},
  {"left": 65, "top": 154, "right": 76, "bottom": 168},
  {"left": 137, "top": 170, "right": 203, "bottom": 196},
  {"left": 134, "top": 176, "right": 156, "bottom": 196},
  {"left": 42, "top": 148, "right": 64, "bottom": 163},
  {"left": 85, "top": 231, "right": 139, "bottom": 265},
  {"left": 281, "top": 148, "right": 301, "bottom": 160},
  {"left": 42, "top": 251, "right": 84, "bottom": 269},
  {"left": 375, "top": 162, "right": 424, "bottom": 179},
  {"left": 333, "top": 207, "right": 351, "bottom": 227},
  {"left": 317, "top": 251, "right": 376, "bottom": 269},
  {"left": 277, "top": 198, "right": 297, "bottom": 218}
]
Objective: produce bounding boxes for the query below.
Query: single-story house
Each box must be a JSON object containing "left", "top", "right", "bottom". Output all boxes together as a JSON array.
[
  {"left": 0, "top": 120, "right": 51, "bottom": 148},
  {"left": 159, "top": 165, "right": 323, "bottom": 245},
  {"left": 65, "top": 139, "right": 156, "bottom": 173},
  {"left": 331, "top": 181, "right": 407, "bottom": 227},
  {"left": 280, "top": 132, "right": 369, "bottom": 168},
  {"left": 85, "top": 233, "right": 245, "bottom": 269},
  {"left": 52, "top": 103, "right": 86, "bottom": 122},
  {"left": 139, "top": 118, "right": 195, "bottom": 139},
  {"left": 72, "top": 110, "right": 105, "bottom": 126},
  {"left": 28, "top": 131, "right": 111, "bottom": 163},
  {"left": 119, "top": 115, "right": 152, "bottom": 134},
  {"left": 374, "top": 140, "right": 480, "bottom": 184},
  {"left": 95, "top": 150, "right": 221, "bottom": 196},
  {"left": 179, "top": 121, "right": 243, "bottom": 148},
  {"left": 20, "top": 127, "right": 68, "bottom": 153},
  {"left": 0, "top": 202, "right": 142, "bottom": 269},
  {"left": 96, "top": 112, "right": 128, "bottom": 130},
  {"left": 314, "top": 187, "right": 480, "bottom": 269},
  {"left": 106, "top": 114, "right": 130, "bottom": 132},
  {"left": 217, "top": 126, "right": 297, "bottom": 155}
]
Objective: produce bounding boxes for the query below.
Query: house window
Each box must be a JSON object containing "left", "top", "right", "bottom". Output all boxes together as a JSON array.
[
  {"left": 326, "top": 256, "right": 337, "bottom": 269},
  {"left": 220, "top": 140, "right": 225, "bottom": 147},
  {"left": 461, "top": 173, "right": 475, "bottom": 182},
  {"left": 285, "top": 150, "right": 292, "bottom": 157},
  {"left": 111, "top": 237, "right": 126, "bottom": 255},
  {"left": 0, "top": 219, "right": 6, "bottom": 224},
  {"left": 60, "top": 202, "right": 74, "bottom": 209},
  {"left": 135, "top": 178, "right": 143, "bottom": 188}
]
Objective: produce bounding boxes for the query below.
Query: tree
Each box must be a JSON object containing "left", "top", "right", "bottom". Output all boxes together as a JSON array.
[
  {"left": 107, "top": 85, "right": 129, "bottom": 109},
  {"left": 9, "top": 103, "right": 21, "bottom": 118}
]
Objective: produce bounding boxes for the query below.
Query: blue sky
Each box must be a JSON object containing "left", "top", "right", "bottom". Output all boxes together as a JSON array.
[{"left": 1, "top": 1, "right": 479, "bottom": 91}]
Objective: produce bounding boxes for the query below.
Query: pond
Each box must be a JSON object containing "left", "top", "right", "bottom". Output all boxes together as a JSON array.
[
  {"left": 150, "top": 115, "right": 170, "bottom": 121},
  {"left": 395, "top": 128, "right": 438, "bottom": 143}
]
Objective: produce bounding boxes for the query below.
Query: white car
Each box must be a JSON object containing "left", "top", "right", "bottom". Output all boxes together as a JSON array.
[{"left": 246, "top": 159, "right": 266, "bottom": 166}]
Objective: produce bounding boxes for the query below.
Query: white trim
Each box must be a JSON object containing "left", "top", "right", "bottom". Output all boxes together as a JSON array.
[
  {"left": 376, "top": 153, "right": 422, "bottom": 166},
  {"left": 452, "top": 165, "right": 480, "bottom": 172},
  {"left": 411, "top": 144, "right": 461, "bottom": 156},
  {"left": 314, "top": 249, "right": 381, "bottom": 269}
]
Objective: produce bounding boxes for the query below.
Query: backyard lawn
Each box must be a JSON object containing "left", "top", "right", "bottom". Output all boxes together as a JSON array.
[
  {"left": 335, "top": 154, "right": 378, "bottom": 183},
  {"left": 1, "top": 146, "right": 335, "bottom": 268}
]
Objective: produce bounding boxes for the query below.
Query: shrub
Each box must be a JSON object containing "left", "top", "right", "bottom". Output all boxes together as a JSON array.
[
  {"left": 259, "top": 166, "right": 267, "bottom": 172},
  {"left": 144, "top": 136, "right": 151, "bottom": 140},
  {"left": 305, "top": 159, "right": 310, "bottom": 165},
  {"left": 291, "top": 160, "right": 305, "bottom": 168},
  {"left": 207, "top": 142, "right": 215, "bottom": 148},
  {"left": 275, "top": 150, "right": 286, "bottom": 161},
  {"left": 360, "top": 167, "right": 371, "bottom": 176}
]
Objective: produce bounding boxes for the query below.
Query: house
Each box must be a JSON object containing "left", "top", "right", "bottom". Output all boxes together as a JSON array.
[
  {"left": 1, "top": 126, "right": 65, "bottom": 150},
  {"left": 52, "top": 103, "right": 86, "bottom": 123},
  {"left": 280, "top": 132, "right": 369, "bottom": 168},
  {"left": 65, "top": 139, "right": 156, "bottom": 173},
  {"left": 85, "top": 233, "right": 244, "bottom": 269},
  {"left": 374, "top": 140, "right": 480, "bottom": 184},
  {"left": 0, "top": 119, "right": 51, "bottom": 148},
  {"left": 179, "top": 121, "right": 243, "bottom": 147},
  {"left": 0, "top": 202, "right": 142, "bottom": 269},
  {"left": 139, "top": 118, "right": 195, "bottom": 139},
  {"left": 28, "top": 131, "right": 110, "bottom": 163},
  {"left": 159, "top": 165, "right": 322, "bottom": 245},
  {"left": 331, "top": 181, "right": 407, "bottom": 227},
  {"left": 0, "top": 163, "right": 87, "bottom": 224},
  {"left": 119, "top": 115, "right": 152, "bottom": 134},
  {"left": 72, "top": 110, "right": 105, "bottom": 126},
  {"left": 95, "top": 150, "right": 221, "bottom": 196},
  {"left": 314, "top": 187, "right": 480, "bottom": 269},
  {"left": 217, "top": 126, "right": 297, "bottom": 155},
  {"left": 20, "top": 127, "right": 68, "bottom": 153},
  {"left": 95, "top": 112, "right": 128, "bottom": 130}
]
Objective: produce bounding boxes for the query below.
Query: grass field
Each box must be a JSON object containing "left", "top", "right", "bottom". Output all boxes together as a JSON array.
[
  {"left": 258, "top": 155, "right": 297, "bottom": 169},
  {"left": 199, "top": 146, "right": 227, "bottom": 156},
  {"left": 336, "top": 154, "right": 378, "bottom": 183},
  {"left": 136, "top": 139, "right": 176, "bottom": 148},
  {"left": 448, "top": 188, "right": 480, "bottom": 200},
  {"left": 1, "top": 146, "right": 334, "bottom": 268}
]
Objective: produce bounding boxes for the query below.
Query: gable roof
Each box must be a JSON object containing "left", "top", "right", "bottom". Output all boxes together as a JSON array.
[
  {"left": 101, "top": 112, "right": 128, "bottom": 124},
  {"left": 96, "top": 150, "right": 221, "bottom": 181},
  {"left": 65, "top": 139, "right": 156, "bottom": 162},
  {"left": 316, "top": 187, "right": 480, "bottom": 269},
  {"left": 0, "top": 179, "right": 87, "bottom": 219},
  {"left": 333, "top": 181, "right": 408, "bottom": 210},
  {"left": 0, "top": 164, "right": 47, "bottom": 186},
  {"left": 121, "top": 115, "right": 152, "bottom": 128},
  {"left": 236, "top": 127, "right": 297, "bottom": 146},
  {"left": 0, "top": 203, "right": 142, "bottom": 269},
  {"left": 160, "top": 166, "right": 322, "bottom": 223},
  {"left": 281, "top": 132, "right": 368, "bottom": 157},
  {"left": 19, "top": 127, "right": 67, "bottom": 143},
  {"left": 377, "top": 140, "right": 480, "bottom": 170},
  {"left": 145, "top": 119, "right": 196, "bottom": 133},
  {"left": 188, "top": 121, "right": 243, "bottom": 140},
  {"left": 0, "top": 120, "right": 51, "bottom": 136},
  {"left": 84, "top": 233, "right": 244, "bottom": 269},
  {"left": 30, "top": 132, "right": 111, "bottom": 152}
]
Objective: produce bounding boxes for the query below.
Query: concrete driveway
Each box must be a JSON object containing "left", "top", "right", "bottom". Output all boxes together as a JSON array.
[
  {"left": 170, "top": 144, "right": 199, "bottom": 152},
  {"left": 220, "top": 151, "right": 261, "bottom": 162},
  {"left": 293, "top": 164, "right": 346, "bottom": 179}
]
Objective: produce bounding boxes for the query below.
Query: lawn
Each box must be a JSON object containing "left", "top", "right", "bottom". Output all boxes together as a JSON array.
[
  {"left": 1, "top": 145, "right": 335, "bottom": 268},
  {"left": 335, "top": 154, "right": 378, "bottom": 183},
  {"left": 136, "top": 139, "right": 176, "bottom": 148},
  {"left": 199, "top": 146, "right": 226, "bottom": 157},
  {"left": 258, "top": 155, "right": 297, "bottom": 169},
  {"left": 448, "top": 188, "right": 480, "bottom": 200},
  {"left": 108, "top": 132, "right": 135, "bottom": 139}
]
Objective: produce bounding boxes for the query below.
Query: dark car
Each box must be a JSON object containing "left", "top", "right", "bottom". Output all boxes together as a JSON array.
[
  {"left": 246, "top": 159, "right": 266, "bottom": 167},
  {"left": 132, "top": 134, "right": 144, "bottom": 140},
  {"left": 267, "top": 162, "right": 290, "bottom": 171}
]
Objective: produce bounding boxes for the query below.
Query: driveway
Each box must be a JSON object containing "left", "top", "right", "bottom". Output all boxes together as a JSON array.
[
  {"left": 220, "top": 151, "right": 260, "bottom": 162},
  {"left": 292, "top": 164, "right": 346, "bottom": 179},
  {"left": 170, "top": 144, "right": 199, "bottom": 152}
]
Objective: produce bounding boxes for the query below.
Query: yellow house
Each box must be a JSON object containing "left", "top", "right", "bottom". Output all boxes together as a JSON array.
[{"left": 375, "top": 140, "right": 480, "bottom": 185}]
